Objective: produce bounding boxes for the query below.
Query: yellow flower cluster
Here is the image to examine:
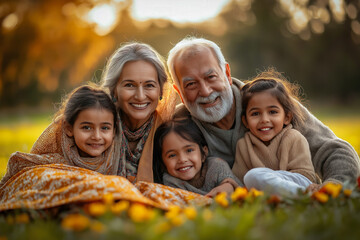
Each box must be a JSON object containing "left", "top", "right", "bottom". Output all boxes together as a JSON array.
[
  {"left": 312, "top": 182, "right": 352, "bottom": 203},
  {"left": 128, "top": 203, "right": 155, "bottom": 223}
]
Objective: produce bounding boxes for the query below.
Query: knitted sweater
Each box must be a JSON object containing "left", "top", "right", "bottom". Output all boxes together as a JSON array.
[
  {"left": 163, "top": 157, "right": 242, "bottom": 195},
  {"left": 174, "top": 78, "right": 360, "bottom": 184},
  {"left": 232, "top": 124, "right": 316, "bottom": 183}
]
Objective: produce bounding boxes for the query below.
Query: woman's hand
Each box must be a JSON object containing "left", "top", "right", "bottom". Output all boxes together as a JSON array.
[{"left": 205, "top": 182, "right": 234, "bottom": 198}]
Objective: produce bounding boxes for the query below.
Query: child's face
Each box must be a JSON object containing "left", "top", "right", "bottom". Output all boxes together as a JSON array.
[
  {"left": 161, "top": 131, "right": 206, "bottom": 181},
  {"left": 242, "top": 90, "right": 291, "bottom": 145},
  {"left": 66, "top": 108, "right": 115, "bottom": 157}
]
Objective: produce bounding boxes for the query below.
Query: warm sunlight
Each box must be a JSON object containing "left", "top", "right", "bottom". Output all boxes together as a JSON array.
[
  {"left": 131, "top": 0, "right": 230, "bottom": 23},
  {"left": 86, "top": 3, "right": 119, "bottom": 36}
]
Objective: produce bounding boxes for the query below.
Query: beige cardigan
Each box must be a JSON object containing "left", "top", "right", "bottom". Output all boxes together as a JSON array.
[{"left": 232, "top": 124, "right": 317, "bottom": 184}]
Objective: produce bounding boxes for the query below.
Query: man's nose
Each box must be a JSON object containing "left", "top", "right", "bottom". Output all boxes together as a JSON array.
[{"left": 198, "top": 81, "right": 212, "bottom": 97}]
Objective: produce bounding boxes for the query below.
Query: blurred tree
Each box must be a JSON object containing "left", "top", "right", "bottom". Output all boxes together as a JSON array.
[{"left": 0, "top": 0, "right": 359, "bottom": 109}]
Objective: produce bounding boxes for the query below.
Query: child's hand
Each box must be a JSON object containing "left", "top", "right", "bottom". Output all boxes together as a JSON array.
[
  {"left": 306, "top": 183, "right": 321, "bottom": 193},
  {"left": 206, "top": 182, "right": 234, "bottom": 198}
]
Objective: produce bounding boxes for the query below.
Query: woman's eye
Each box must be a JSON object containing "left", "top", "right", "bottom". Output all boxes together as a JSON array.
[
  {"left": 145, "top": 83, "right": 156, "bottom": 88},
  {"left": 124, "top": 83, "right": 134, "bottom": 87}
]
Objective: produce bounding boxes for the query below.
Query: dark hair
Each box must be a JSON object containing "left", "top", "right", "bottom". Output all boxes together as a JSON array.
[
  {"left": 241, "top": 68, "right": 305, "bottom": 128},
  {"left": 56, "top": 84, "right": 118, "bottom": 134},
  {"left": 153, "top": 117, "right": 208, "bottom": 184}
]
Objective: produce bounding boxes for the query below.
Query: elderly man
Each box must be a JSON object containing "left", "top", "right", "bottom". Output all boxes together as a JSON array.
[{"left": 167, "top": 36, "right": 360, "bottom": 186}]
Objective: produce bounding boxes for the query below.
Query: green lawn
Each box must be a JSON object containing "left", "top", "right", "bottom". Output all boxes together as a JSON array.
[{"left": 0, "top": 110, "right": 360, "bottom": 240}]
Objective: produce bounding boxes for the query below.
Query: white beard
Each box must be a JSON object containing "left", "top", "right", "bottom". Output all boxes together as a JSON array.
[{"left": 184, "top": 82, "right": 233, "bottom": 123}]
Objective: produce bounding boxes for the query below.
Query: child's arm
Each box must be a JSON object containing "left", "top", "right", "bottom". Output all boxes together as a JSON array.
[{"left": 205, "top": 180, "right": 235, "bottom": 198}]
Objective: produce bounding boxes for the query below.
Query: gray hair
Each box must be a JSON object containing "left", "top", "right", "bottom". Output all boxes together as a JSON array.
[
  {"left": 102, "top": 42, "right": 167, "bottom": 97},
  {"left": 167, "top": 37, "right": 227, "bottom": 85}
]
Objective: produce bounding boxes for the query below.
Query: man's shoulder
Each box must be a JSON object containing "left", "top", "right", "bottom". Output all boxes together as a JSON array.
[{"left": 173, "top": 103, "right": 191, "bottom": 119}]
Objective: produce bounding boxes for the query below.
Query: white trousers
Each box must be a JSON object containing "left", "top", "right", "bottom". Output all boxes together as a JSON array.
[{"left": 244, "top": 167, "right": 312, "bottom": 197}]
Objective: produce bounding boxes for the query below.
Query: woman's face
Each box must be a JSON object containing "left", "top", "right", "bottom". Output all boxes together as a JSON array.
[{"left": 115, "top": 60, "right": 161, "bottom": 130}]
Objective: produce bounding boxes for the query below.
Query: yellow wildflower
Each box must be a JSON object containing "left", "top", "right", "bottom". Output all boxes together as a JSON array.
[
  {"left": 90, "top": 220, "right": 106, "bottom": 233},
  {"left": 15, "top": 213, "right": 30, "bottom": 224},
  {"left": 248, "top": 188, "right": 264, "bottom": 198},
  {"left": 88, "top": 202, "right": 107, "bottom": 217},
  {"left": 202, "top": 208, "right": 213, "bottom": 221},
  {"left": 61, "top": 214, "right": 90, "bottom": 231},
  {"left": 165, "top": 205, "right": 181, "bottom": 220},
  {"left": 320, "top": 183, "right": 342, "bottom": 198},
  {"left": 184, "top": 206, "right": 197, "bottom": 220},
  {"left": 128, "top": 203, "right": 154, "bottom": 222},
  {"left": 231, "top": 187, "right": 248, "bottom": 202},
  {"left": 214, "top": 192, "right": 229, "bottom": 207},
  {"left": 343, "top": 189, "right": 352, "bottom": 197},
  {"left": 312, "top": 191, "right": 329, "bottom": 204},
  {"left": 103, "top": 193, "right": 114, "bottom": 205},
  {"left": 111, "top": 201, "right": 129, "bottom": 215}
]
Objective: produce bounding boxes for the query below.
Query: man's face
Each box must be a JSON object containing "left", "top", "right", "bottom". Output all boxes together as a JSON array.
[{"left": 173, "top": 47, "right": 233, "bottom": 123}]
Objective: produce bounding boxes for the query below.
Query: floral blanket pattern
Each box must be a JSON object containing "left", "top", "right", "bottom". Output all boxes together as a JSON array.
[{"left": 0, "top": 164, "right": 212, "bottom": 212}]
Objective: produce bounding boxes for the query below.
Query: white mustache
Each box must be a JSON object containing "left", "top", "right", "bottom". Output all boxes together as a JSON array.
[{"left": 196, "top": 92, "right": 220, "bottom": 104}]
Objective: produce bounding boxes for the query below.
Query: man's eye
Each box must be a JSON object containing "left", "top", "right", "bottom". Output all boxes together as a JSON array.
[{"left": 185, "top": 82, "right": 196, "bottom": 89}]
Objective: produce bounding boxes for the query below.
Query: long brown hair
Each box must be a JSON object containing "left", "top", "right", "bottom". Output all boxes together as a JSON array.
[{"left": 241, "top": 68, "right": 305, "bottom": 128}]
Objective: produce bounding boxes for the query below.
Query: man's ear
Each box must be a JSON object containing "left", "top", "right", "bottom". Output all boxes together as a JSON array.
[
  {"left": 242, "top": 115, "right": 248, "bottom": 128},
  {"left": 64, "top": 121, "right": 74, "bottom": 137},
  {"left": 202, "top": 146, "right": 209, "bottom": 162},
  {"left": 173, "top": 84, "right": 184, "bottom": 103},
  {"left": 284, "top": 112, "right": 292, "bottom": 125},
  {"left": 225, "top": 63, "right": 232, "bottom": 85}
]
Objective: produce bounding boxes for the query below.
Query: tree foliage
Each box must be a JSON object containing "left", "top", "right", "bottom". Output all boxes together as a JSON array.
[{"left": 0, "top": 0, "right": 359, "bottom": 108}]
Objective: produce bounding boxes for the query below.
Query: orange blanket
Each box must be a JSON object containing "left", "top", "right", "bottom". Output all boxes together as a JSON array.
[{"left": 0, "top": 164, "right": 211, "bottom": 212}]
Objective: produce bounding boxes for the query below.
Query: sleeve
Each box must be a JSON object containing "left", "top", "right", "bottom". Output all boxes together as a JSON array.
[
  {"left": 283, "top": 130, "right": 317, "bottom": 183},
  {"left": 297, "top": 105, "right": 360, "bottom": 184},
  {"left": 162, "top": 172, "right": 186, "bottom": 190},
  {"left": 232, "top": 138, "right": 251, "bottom": 184},
  {"left": 208, "top": 157, "right": 244, "bottom": 188}
]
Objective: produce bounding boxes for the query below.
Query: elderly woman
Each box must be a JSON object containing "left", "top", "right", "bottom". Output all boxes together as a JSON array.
[{"left": 101, "top": 42, "right": 177, "bottom": 183}]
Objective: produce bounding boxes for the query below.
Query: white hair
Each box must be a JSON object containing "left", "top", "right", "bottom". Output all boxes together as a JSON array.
[{"left": 167, "top": 37, "right": 227, "bottom": 85}]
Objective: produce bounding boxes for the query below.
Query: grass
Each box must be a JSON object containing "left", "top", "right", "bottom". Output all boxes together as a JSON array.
[{"left": 0, "top": 109, "right": 360, "bottom": 240}]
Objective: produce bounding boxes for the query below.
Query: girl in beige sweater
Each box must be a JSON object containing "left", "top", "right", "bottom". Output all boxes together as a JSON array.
[{"left": 233, "top": 70, "right": 320, "bottom": 196}]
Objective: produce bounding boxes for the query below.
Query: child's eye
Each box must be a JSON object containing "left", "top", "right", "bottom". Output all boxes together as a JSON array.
[
  {"left": 81, "top": 126, "right": 91, "bottom": 130},
  {"left": 186, "top": 148, "right": 194, "bottom": 153},
  {"left": 269, "top": 110, "right": 278, "bottom": 114},
  {"left": 102, "top": 126, "right": 112, "bottom": 130},
  {"left": 250, "top": 112, "right": 259, "bottom": 116},
  {"left": 168, "top": 153, "right": 176, "bottom": 158}
]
